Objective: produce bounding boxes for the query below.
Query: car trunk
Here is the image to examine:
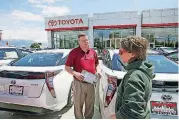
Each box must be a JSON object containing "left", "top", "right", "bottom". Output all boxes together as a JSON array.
[{"left": 0, "top": 70, "right": 46, "bottom": 98}]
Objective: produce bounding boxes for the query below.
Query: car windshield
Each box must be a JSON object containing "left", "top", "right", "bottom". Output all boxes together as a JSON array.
[
  {"left": 0, "top": 48, "right": 19, "bottom": 60},
  {"left": 12, "top": 52, "right": 67, "bottom": 66},
  {"left": 147, "top": 55, "right": 178, "bottom": 73}
]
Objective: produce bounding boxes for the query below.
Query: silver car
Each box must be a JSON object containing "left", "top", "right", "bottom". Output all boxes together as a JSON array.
[
  {"left": 0, "top": 49, "right": 74, "bottom": 113},
  {"left": 0, "top": 47, "right": 32, "bottom": 66}
]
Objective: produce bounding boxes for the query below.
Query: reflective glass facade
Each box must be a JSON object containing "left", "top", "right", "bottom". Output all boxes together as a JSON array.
[
  {"left": 141, "top": 27, "right": 178, "bottom": 48},
  {"left": 93, "top": 28, "right": 135, "bottom": 49},
  {"left": 52, "top": 30, "right": 88, "bottom": 49}
]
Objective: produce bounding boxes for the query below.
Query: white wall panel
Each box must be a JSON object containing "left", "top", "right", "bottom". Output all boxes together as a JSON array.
[
  {"left": 175, "top": 9, "right": 178, "bottom": 16},
  {"left": 142, "top": 11, "right": 150, "bottom": 17},
  {"left": 130, "top": 11, "right": 138, "bottom": 18},
  {"left": 150, "top": 16, "right": 162, "bottom": 24},
  {"left": 162, "top": 9, "right": 175, "bottom": 16},
  {"left": 93, "top": 12, "right": 118, "bottom": 19},
  {"left": 150, "top": 10, "right": 162, "bottom": 17},
  {"left": 142, "top": 17, "right": 150, "bottom": 24},
  {"left": 162, "top": 16, "right": 174, "bottom": 23},
  {"left": 174, "top": 16, "right": 178, "bottom": 23}
]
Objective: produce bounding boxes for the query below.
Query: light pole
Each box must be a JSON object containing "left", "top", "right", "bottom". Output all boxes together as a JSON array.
[{"left": 0, "top": 30, "right": 2, "bottom": 46}]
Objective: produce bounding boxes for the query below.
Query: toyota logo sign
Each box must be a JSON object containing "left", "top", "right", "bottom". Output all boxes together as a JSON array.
[
  {"left": 161, "top": 94, "right": 172, "bottom": 101},
  {"left": 48, "top": 20, "right": 57, "bottom": 26},
  {"left": 47, "top": 19, "right": 84, "bottom": 27}
]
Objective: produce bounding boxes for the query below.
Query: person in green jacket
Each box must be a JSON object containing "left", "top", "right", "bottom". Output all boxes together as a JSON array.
[{"left": 110, "top": 36, "right": 155, "bottom": 119}]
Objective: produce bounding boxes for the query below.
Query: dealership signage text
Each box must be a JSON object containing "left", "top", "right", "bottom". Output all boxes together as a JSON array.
[{"left": 48, "top": 18, "right": 84, "bottom": 26}]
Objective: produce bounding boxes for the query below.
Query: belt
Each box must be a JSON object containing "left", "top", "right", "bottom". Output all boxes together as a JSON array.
[
  {"left": 74, "top": 78, "right": 90, "bottom": 84},
  {"left": 74, "top": 79, "right": 89, "bottom": 84},
  {"left": 80, "top": 80, "right": 89, "bottom": 84}
]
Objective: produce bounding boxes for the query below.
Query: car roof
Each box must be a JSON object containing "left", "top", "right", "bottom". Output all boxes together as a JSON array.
[
  {"left": 35, "top": 49, "right": 71, "bottom": 54},
  {"left": 108, "top": 49, "right": 160, "bottom": 58},
  {"left": 165, "top": 51, "right": 178, "bottom": 56}
]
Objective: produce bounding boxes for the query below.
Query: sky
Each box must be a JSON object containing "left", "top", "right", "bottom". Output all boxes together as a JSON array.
[{"left": 0, "top": 0, "right": 178, "bottom": 45}]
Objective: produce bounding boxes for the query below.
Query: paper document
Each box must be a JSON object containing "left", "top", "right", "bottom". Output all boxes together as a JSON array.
[{"left": 81, "top": 70, "right": 98, "bottom": 84}]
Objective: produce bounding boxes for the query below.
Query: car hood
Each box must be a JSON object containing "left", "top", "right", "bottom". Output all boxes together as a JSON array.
[
  {"left": 0, "top": 65, "right": 65, "bottom": 72},
  {"left": 112, "top": 70, "right": 179, "bottom": 81},
  {"left": 164, "top": 49, "right": 176, "bottom": 53}
]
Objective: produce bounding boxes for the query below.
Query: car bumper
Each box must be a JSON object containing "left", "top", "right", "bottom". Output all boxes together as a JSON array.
[
  {"left": 0, "top": 102, "right": 51, "bottom": 114},
  {"left": 0, "top": 85, "right": 58, "bottom": 113},
  {"left": 151, "top": 114, "right": 178, "bottom": 119},
  {"left": 150, "top": 91, "right": 178, "bottom": 119}
]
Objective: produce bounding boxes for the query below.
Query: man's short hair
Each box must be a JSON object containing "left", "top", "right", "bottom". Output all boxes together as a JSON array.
[{"left": 78, "top": 33, "right": 87, "bottom": 39}]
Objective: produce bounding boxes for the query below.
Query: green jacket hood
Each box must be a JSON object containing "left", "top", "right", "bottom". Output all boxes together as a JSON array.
[{"left": 125, "top": 60, "right": 155, "bottom": 79}]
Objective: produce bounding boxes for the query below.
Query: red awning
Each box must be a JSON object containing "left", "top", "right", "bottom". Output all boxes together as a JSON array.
[
  {"left": 142, "top": 23, "right": 178, "bottom": 27},
  {"left": 45, "top": 26, "right": 88, "bottom": 31},
  {"left": 93, "top": 24, "right": 137, "bottom": 29}
]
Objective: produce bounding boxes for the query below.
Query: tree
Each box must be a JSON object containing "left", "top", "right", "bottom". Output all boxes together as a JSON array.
[{"left": 30, "top": 43, "right": 40, "bottom": 49}]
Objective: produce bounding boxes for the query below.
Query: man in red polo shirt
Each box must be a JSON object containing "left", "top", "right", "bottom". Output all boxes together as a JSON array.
[{"left": 65, "top": 33, "right": 100, "bottom": 119}]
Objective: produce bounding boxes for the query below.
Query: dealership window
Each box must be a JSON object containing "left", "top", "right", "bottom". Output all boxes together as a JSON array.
[
  {"left": 141, "top": 27, "right": 178, "bottom": 48},
  {"left": 52, "top": 30, "right": 88, "bottom": 49},
  {"left": 94, "top": 28, "right": 135, "bottom": 50}
]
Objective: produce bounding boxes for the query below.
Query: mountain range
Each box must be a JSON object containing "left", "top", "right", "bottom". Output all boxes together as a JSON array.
[{"left": 0, "top": 40, "right": 48, "bottom": 48}]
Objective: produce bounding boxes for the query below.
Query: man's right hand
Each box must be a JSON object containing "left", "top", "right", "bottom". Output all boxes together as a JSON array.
[{"left": 73, "top": 72, "right": 84, "bottom": 81}]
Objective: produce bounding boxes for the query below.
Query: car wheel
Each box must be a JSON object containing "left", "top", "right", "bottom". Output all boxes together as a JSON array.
[{"left": 67, "top": 82, "right": 74, "bottom": 107}]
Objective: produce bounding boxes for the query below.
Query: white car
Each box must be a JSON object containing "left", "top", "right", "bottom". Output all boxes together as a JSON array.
[
  {"left": 0, "top": 47, "right": 32, "bottom": 66},
  {"left": 98, "top": 50, "right": 179, "bottom": 119},
  {"left": 155, "top": 47, "right": 176, "bottom": 55},
  {"left": 0, "top": 49, "right": 74, "bottom": 113}
]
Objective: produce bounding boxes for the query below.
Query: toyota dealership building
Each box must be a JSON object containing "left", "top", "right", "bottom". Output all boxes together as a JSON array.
[{"left": 45, "top": 8, "right": 178, "bottom": 49}]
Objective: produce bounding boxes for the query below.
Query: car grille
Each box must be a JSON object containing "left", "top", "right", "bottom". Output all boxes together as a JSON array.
[{"left": 152, "top": 80, "right": 178, "bottom": 88}]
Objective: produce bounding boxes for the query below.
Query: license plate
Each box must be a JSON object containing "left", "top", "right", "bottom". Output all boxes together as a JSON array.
[
  {"left": 150, "top": 101, "right": 178, "bottom": 115},
  {"left": 9, "top": 85, "right": 23, "bottom": 95}
]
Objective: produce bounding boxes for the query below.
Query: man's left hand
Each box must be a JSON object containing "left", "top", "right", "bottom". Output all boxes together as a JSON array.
[{"left": 110, "top": 114, "right": 116, "bottom": 119}]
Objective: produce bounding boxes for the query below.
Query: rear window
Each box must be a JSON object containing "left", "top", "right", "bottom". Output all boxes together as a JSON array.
[
  {"left": 0, "top": 48, "right": 18, "bottom": 60},
  {"left": 147, "top": 55, "right": 178, "bottom": 73},
  {"left": 112, "top": 54, "right": 178, "bottom": 73},
  {"left": 12, "top": 53, "right": 67, "bottom": 66},
  {"left": 112, "top": 53, "right": 124, "bottom": 71}
]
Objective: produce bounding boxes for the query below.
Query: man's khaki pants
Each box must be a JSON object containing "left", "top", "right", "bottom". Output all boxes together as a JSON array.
[{"left": 73, "top": 79, "right": 95, "bottom": 119}]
